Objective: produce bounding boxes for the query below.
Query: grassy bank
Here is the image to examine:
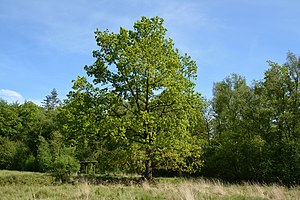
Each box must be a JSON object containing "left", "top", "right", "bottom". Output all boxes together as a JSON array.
[{"left": 1, "top": 170, "right": 300, "bottom": 199}]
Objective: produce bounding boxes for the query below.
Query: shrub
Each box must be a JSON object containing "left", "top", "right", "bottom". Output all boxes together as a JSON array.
[
  {"left": 0, "top": 136, "right": 35, "bottom": 171},
  {"left": 11, "top": 141, "right": 31, "bottom": 170},
  {"left": 25, "top": 154, "right": 38, "bottom": 171},
  {"left": 52, "top": 147, "right": 80, "bottom": 182}
]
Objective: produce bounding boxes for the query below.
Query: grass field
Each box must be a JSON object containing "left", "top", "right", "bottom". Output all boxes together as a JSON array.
[{"left": 1, "top": 170, "right": 300, "bottom": 199}]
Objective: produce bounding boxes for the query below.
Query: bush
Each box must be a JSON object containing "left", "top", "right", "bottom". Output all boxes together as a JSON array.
[
  {"left": 52, "top": 147, "right": 80, "bottom": 182},
  {"left": 25, "top": 154, "right": 38, "bottom": 171},
  {"left": 11, "top": 141, "right": 32, "bottom": 170},
  {"left": 0, "top": 136, "right": 36, "bottom": 171},
  {"left": 36, "top": 133, "right": 80, "bottom": 182}
]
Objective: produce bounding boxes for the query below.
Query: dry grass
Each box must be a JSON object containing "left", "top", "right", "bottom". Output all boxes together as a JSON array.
[
  {"left": 1, "top": 170, "right": 300, "bottom": 199},
  {"left": 1, "top": 181, "right": 300, "bottom": 200},
  {"left": 154, "top": 179, "right": 300, "bottom": 200}
]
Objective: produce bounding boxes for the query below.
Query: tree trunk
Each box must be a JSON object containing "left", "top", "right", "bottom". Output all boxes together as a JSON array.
[{"left": 144, "top": 147, "right": 153, "bottom": 180}]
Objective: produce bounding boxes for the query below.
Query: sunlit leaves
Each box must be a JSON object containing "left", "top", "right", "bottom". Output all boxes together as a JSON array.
[{"left": 83, "top": 16, "right": 206, "bottom": 179}]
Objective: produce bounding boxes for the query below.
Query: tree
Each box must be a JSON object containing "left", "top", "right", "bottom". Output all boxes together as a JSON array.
[
  {"left": 37, "top": 132, "right": 80, "bottom": 181},
  {"left": 204, "top": 52, "right": 300, "bottom": 185},
  {"left": 58, "top": 77, "right": 102, "bottom": 150},
  {"left": 39, "top": 89, "right": 61, "bottom": 143},
  {"left": 0, "top": 100, "right": 22, "bottom": 140},
  {"left": 37, "top": 136, "right": 52, "bottom": 172},
  {"left": 59, "top": 77, "right": 133, "bottom": 173},
  {"left": 19, "top": 101, "right": 41, "bottom": 155},
  {"left": 203, "top": 74, "right": 264, "bottom": 182},
  {"left": 42, "top": 88, "right": 61, "bottom": 111},
  {"left": 255, "top": 52, "right": 300, "bottom": 184},
  {"left": 83, "top": 16, "right": 205, "bottom": 180}
]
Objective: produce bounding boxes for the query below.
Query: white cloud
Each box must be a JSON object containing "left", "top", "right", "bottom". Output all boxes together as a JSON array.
[
  {"left": 0, "top": 89, "right": 25, "bottom": 103},
  {"left": 0, "top": 89, "right": 22, "bottom": 98}
]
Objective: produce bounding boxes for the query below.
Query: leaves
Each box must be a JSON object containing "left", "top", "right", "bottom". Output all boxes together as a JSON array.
[{"left": 204, "top": 52, "right": 300, "bottom": 184}]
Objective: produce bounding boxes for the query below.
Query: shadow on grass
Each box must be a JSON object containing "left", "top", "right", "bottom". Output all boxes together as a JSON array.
[
  {"left": 74, "top": 174, "right": 146, "bottom": 186},
  {"left": 0, "top": 170, "right": 56, "bottom": 186},
  {"left": 0, "top": 170, "right": 197, "bottom": 187}
]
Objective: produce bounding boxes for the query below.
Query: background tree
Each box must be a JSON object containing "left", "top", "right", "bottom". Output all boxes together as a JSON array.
[
  {"left": 42, "top": 88, "right": 61, "bottom": 111},
  {"left": 57, "top": 76, "right": 131, "bottom": 173},
  {"left": 36, "top": 136, "right": 52, "bottom": 172},
  {"left": 0, "top": 92, "right": 62, "bottom": 172},
  {"left": 203, "top": 52, "right": 300, "bottom": 185},
  {"left": 0, "top": 100, "right": 38, "bottom": 170},
  {"left": 0, "top": 100, "right": 22, "bottom": 140},
  {"left": 202, "top": 74, "right": 264, "bottom": 182},
  {"left": 255, "top": 52, "right": 300, "bottom": 184}
]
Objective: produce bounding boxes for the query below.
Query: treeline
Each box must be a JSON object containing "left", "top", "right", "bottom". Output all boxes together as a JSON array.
[
  {"left": 0, "top": 87, "right": 204, "bottom": 181},
  {"left": 0, "top": 89, "right": 79, "bottom": 181},
  {"left": 1, "top": 16, "right": 300, "bottom": 185}
]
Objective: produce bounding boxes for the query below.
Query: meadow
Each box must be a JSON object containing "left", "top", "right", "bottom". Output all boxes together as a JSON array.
[{"left": 1, "top": 170, "right": 300, "bottom": 200}]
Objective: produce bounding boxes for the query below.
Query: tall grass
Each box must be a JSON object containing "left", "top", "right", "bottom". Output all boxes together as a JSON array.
[{"left": 1, "top": 170, "right": 300, "bottom": 199}]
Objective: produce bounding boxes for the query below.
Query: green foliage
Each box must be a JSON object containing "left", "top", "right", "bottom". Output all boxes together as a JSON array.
[
  {"left": 24, "top": 154, "right": 37, "bottom": 171},
  {"left": 255, "top": 52, "right": 300, "bottom": 184},
  {"left": 37, "top": 136, "right": 53, "bottom": 172},
  {"left": 1, "top": 17, "right": 300, "bottom": 186},
  {"left": 0, "top": 136, "right": 18, "bottom": 169},
  {"left": 36, "top": 132, "right": 80, "bottom": 181},
  {"left": 1, "top": 99, "right": 60, "bottom": 157},
  {"left": 11, "top": 141, "right": 32, "bottom": 170},
  {"left": 82, "top": 16, "right": 206, "bottom": 179},
  {"left": 52, "top": 147, "right": 80, "bottom": 182},
  {"left": 19, "top": 101, "right": 43, "bottom": 155},
  {"left": 202, "top": 74, "right": 261, "bottom": 181},
  {"left": 58, "top": 77, "right": 105, "bottom": 162},
  {"left": 204, "top": 52, "right": 300, "bottom": 185},
  {"left": 0, "top": 100, "right": 22, "bottom": 140},
  {"left": 0, "top": 136, "right": 35, "bottom": 171}
]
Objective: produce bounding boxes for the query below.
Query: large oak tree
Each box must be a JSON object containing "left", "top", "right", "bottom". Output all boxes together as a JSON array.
[{"left": 84, "top": 16, "right": 205, "bottom": 179}]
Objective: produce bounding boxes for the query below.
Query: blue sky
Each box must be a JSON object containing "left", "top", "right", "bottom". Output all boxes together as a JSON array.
[{"left": 1, "top": 0, "right": 300, "bottom": 104}]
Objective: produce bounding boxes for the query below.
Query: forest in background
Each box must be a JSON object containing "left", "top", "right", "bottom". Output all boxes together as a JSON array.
[{"left": 1, "top": 17, "right": 300, "bottom": 185}]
